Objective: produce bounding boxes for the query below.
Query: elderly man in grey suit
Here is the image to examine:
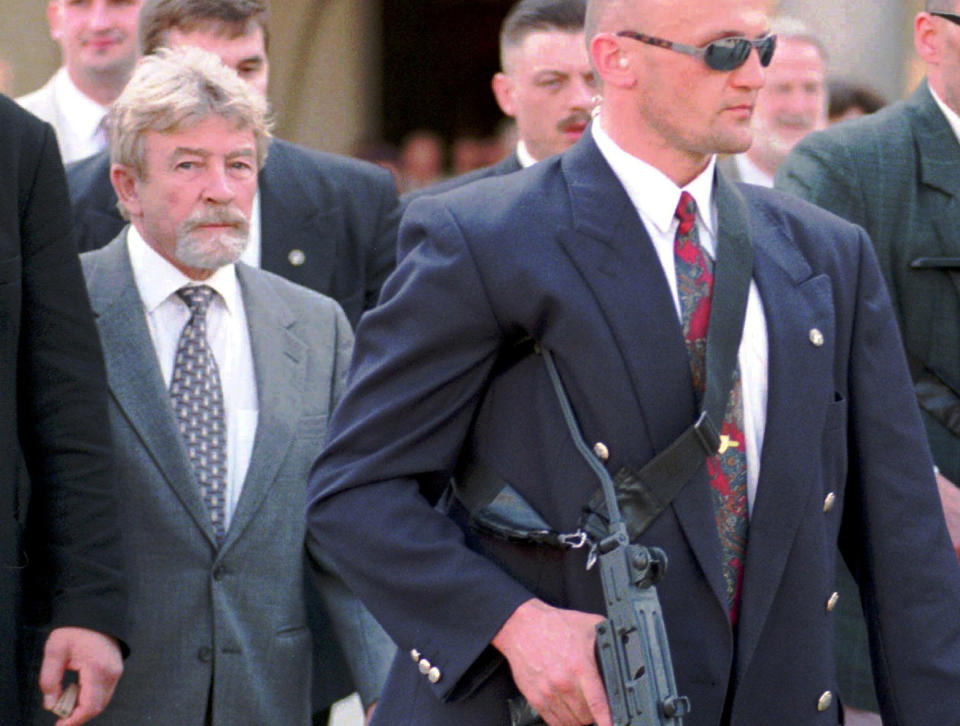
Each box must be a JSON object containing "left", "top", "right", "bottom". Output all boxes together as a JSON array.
[
  {"left": 75, "top": 47, "right": 392, "bottom": 725},
  {"left": 777, "top": 2, "right": 960, "bottom": 723}
]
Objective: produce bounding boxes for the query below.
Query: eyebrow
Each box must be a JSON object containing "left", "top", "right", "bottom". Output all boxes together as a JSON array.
[{"left": 170, "top": 147, "right": 256, "bottom": 161}]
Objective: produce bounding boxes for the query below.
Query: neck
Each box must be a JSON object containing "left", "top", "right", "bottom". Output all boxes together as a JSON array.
[
  {"left": 744, "top": 146, "right": 779, "bottom": 178},
  {"left": 599, "top": 108, "right": 710, "bottom": 187},
  {"left": 66, "top": 66, "right": 129, "bottom": 107}
]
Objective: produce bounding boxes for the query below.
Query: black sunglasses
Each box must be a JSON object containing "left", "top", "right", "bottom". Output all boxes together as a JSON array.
[
  {"left": 932, "top": 11, "right": 960, "bottom": 26},
  {"left": 617, "top": 31, "right": 777, "bottom": 71}
]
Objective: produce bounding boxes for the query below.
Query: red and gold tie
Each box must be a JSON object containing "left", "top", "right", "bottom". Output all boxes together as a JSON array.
[{"left": 674, "top": 191, "right": 749, "bottom": 624}]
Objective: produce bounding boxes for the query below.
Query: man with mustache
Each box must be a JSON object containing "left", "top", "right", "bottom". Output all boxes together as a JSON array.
[
  {"left": 404, "top": 0, "right": 594, "bottom": 205},
  {"left": 73, "top": 46, "right": 392, "bottom": 725},
  {"left": 718, "top": 17, "right": 826, "bottom": 187},
  {"left": 18, "top": 0, "right": 143, "bottom": 164}
]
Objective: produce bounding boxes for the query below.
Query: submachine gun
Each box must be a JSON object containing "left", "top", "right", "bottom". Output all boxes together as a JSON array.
[
  {"left": 544, "top": 347, "right": 690, "bottom": 725},
  {"left": 472, "top": 345, "right": 693, "bottom": 726}
]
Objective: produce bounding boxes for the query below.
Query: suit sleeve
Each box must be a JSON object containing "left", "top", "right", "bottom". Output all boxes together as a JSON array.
[
  {"left": 306, "top": 197, "right": 536, "bottom": 703},
  {"left": 18, "top": 122, "right": 127, "bottom": 645},
  {"left": 306, "top": 301, "right": 398, "bottom": 706},
  {"left": 838, "top": 228, "right": 960, "bottom": 722}
]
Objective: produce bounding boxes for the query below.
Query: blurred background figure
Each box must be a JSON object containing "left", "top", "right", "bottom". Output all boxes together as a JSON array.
[
  {"left": 17, "top": 0, "right": 143, "bottom": 164},
  {"left": 719, "top": 16, "right": 827, "bottom": 187},
  {"left": 398, "top": 129, "right": 447, "bottom": 192},
  {"left": 827, "top": 78, "right": 888, "bottom": 124}
]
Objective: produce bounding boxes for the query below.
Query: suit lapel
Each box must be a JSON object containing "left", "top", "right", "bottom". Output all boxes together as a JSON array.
[
  {"left": 910, "top": 84, "right": 960, "bottom": 298},
  {"left": 733, "top": 200, "right": 834, "bottom": 679},
  {"left": 86, "top": 234, "right": 218, "bottom": 546},
  {"left": 555, "top": 135, "right": 727, "bottom": 608},
  {"left": 219, "top": 265, "right": 305, "bottom": 551},
  {"left": 258, "top": 141, "right": 338, "bottom": 292}
]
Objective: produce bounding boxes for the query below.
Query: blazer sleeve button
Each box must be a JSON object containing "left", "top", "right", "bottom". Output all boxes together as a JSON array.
[
  {"left": 418, "top": 658, "right": 432, "bottom": 675},
  {"left": 427, "top": 666, "right": 441, "bottom": 684},
  {"left": 197, "top": 646, "right": 213, "bottom": 663},
  {"left": 817, "top": 691, "right": 833, "bottom": 711},
  {"left": 410, "top": 649, "right": 421, "bottom": 662}
]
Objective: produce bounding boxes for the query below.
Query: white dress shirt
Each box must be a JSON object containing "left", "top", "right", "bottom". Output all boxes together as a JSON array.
[
  {"left": 238, "top": 190, "right": 262, "bottom": 268},
  {"left": 127, "top": 226, "right": 259, "bottom": 528},
  {"left": 592, "top": 121, "right": 769, "bottom": 513},
  {"left": 516, "top": 141, "right": 539, "bottom": 169},
  {"left": 732, "top": 153, "right": 774, "bottom": 188},
  {"left": 930, "top": 85, "right": 960, "bottom": 147},
  {"left": 49, "top": 68, "right": 108, "bottom": 164}
]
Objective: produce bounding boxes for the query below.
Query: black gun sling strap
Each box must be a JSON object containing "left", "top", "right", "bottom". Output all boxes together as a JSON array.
[{"left": 455, "top": 179, "right": 755, "bottom": 541}]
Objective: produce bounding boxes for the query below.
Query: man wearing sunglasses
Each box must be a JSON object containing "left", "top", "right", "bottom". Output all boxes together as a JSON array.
[
  {"left": 717, "top": 17, "right": 827, "bottom": 188},
  {"left": 778, "top": 4, "right": 960, "bottom": 723},
  {"left": 306, "top": 0, "right": 960, "bottom": 724}
]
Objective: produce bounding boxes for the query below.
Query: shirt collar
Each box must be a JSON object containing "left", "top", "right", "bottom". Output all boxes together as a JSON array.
[
  {"left": 126, "top": 225, "right": 240, "bottom": 316},
  {"left": 929, "top": 84, "right": 960, "bottom": 148},
  {"left": 592, "top": 119, "right": 716, "bottom": 239},
  {"left": 53, "top": 67, "right": 108, "bottom": 145},
  {"left": 515, "top": 141, "right": 539, "bottom": 169},
  {"left": 732, "top": 153, "right": 774, "bottom": 188}
]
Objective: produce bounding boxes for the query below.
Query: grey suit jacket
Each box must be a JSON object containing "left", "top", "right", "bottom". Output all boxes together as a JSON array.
[{"left": 80, "top": 233, "right": 393, "bottom": 725}]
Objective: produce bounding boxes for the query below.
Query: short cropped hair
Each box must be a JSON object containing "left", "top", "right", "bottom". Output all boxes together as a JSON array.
[
  {"left": 500, "top": 0, "right": 587, "bottom": 70},
  {"left": 109, "top": 46, "right": 272, "bottom": 214},
  {"left": 139, "top": 0, "right": 270, "bottom": 57}
]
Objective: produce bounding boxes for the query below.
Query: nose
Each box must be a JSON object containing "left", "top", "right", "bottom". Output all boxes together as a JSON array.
[
  {"left": 88, "top": 0, "right": 113, "bottom": 31},
  {"left": 202, "top": 166, "right": 236, "bottom": 204},
  {"left": 569, "top": 74, "right": 595, "bottom": 111},
  {"left": 730, "top": 47, "right": 765, "bottom": 90}
]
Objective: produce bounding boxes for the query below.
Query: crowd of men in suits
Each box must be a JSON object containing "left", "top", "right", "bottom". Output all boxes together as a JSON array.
[{"left": 9, "top": 0, "right": 960, "bottom": 725}]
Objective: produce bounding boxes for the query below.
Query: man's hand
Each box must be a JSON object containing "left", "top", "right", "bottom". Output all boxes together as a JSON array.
[
  {"left": 39, "top": 627, "right": 123, "bottom": 726},
  {"left": 492, "top": 598, "right": 612, "bottom": 726}
]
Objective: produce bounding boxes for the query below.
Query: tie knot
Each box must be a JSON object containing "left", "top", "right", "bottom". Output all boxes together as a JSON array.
[
  {"left": 675, "top": 191, "right": 697, "bottom": 236},
  {"left": 177, "top": 285, "right": 216, "bottom": 316}
]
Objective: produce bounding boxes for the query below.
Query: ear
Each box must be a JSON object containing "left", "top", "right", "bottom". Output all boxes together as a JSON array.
[
  {"left": 915, "top": 13, "right": 940, "bottom": 64},
  {"left": 491, "top": 72, "right": 517, "bottom": 117},
  {"left": 111, "top": 164, "right": 142, "bottom": 218},
  {"left": 591, "top": 33, "right": 634, "bottom": 88},
  {"left": 47, "top": 1, "right": 62, "bottom": 43}
]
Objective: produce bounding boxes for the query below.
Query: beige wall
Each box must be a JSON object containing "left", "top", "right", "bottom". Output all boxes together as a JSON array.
[{"left": 0, "top": 0, "right": 378, "bottom": 155}]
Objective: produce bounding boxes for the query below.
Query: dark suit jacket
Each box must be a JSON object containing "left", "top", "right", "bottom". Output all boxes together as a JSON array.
[
  {"left": 397, "top": 153, "right": 523, "bottom": 262},
  {"left": 66, "top": 139, "right": 401, "bottom": 327},
  {"left": 0, "top": 95, "right": 125, "bottom": 723},
  {"left": 307, "top": 131, "right": 960, "bottom": 725}
]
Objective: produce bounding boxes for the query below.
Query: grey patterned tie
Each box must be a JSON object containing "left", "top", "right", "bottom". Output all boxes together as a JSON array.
[{"left": 170, "top": 285, "right": 227, "bottom": 543}]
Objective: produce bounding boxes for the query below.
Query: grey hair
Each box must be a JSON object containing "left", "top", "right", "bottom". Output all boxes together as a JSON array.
[
  {"left": 769, "top": 16, "right": 829, "bottom": 64},
  {"left": 109, "top": 45, "right": 272, "bottom": 192}
]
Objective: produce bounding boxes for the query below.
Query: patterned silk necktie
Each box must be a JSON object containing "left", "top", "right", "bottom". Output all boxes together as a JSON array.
[
  {"left": 170, "top": 285, "right": 228, "bottom": 544},
  {"left": 673, "top": 191, "right": 749, "bottom": 624}
]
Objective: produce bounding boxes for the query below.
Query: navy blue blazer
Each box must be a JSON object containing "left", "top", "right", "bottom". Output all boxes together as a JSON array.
[
  {"left": 66, "top": 139, "right": 400, "bottom": 327},
  {"left": 398, "top": 152, "right": 523, "bottom": 262},
  {"left": 307, "top": 131, "right": 960, "bottom": 725}
]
